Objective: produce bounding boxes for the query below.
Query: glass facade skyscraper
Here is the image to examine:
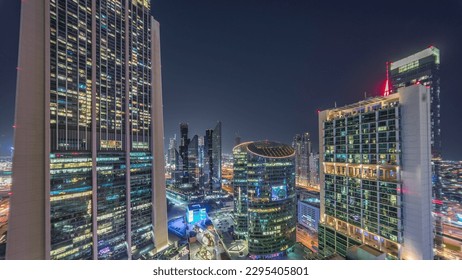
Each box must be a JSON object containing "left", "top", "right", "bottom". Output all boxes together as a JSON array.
[
  {"left": 292, "top": 133, "right": 312, "bottom": 188},
  {"left": 179, "top": 123, "right": 190, "bottom": 184},
  {"left": 7, "top": 0, "right": 168, "bottom": 260},
  {"left": 188, "top": 135, "right": 199, "bottom": 185},
  {"left": 318, "top": 85, "right": 433, "bottom": 260},
  {"left": 390, "top": 46, "right": 441, "bottom": 159},
  {"left": 232, "top": 141, "right": 296, "bottom": 259},
  {"left": 211, "top": 121, "right": 222, "bottom": 191},
  {"left": 203, "top": 122, "right": 222, "bottom": 192},
  {"left": 389, "top": 46, "right": 444, "bottom": 254}
]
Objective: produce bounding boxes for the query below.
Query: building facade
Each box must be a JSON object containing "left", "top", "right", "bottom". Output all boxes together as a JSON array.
[
  {"left": 204, "top": 122, "right": 222, "bottom": 192},
  {"left": 293, "top": 133, "right": 312, "bottom": 188},
  {"left": 318, "top": 85, "right": 433, "bottom": 260},
  {"left": 7, "top": 0, "right": 167, "bottom": 260},
  {"left": 390, "top": 46, "right": 441, "bottom": 159},
  {"left": 179, "top": 123, "right": 190, "bottom": 184},
  {"left": 188, "top": 135, "right": 199, "bottom": 185},
  {"left": 390, "top": 46, "right": 443, "bottom": 253},
  {"left": 298, "top": 198, "right": 320, "bottom": 231},
  {"left": 232, "top": 141, "right": 296, "bottom": 259},
  {"left": 211, "top": 122, "right": 222, "bottom": 191},
  {"left": 168, "top": 135, "right": 178, "bottom": 169},
  {"left": 309, "top": 152, "right": 320, "bottom": 187}
]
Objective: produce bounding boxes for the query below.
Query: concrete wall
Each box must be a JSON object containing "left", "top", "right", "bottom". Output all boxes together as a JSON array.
[
  {"left": 151, "top": 19, "right": 169, "bottom": 251},
  {"left": 6, "top": 0, "right": 47, "bottom": 260},
  {"left": 400, "top": 85, "right": 433, "bottom": 260}
]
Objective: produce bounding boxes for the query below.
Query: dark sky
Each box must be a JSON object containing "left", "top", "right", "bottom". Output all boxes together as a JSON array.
[{"left": 1, "top": 1, "right": 462, "bottom": 159}]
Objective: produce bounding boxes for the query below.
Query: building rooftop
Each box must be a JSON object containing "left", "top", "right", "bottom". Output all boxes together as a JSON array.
[
  {"left": 247, "top": 141, "right": 295, "bottom": 158},
  {"left": 346, "top": 244, "right": 386, "bottom": 260},
  {"left": 390, "top": 46, "right": 440, "bottom": 70},
  {"left": 301, "top": 197, "right": 320, "bottom": 208}
]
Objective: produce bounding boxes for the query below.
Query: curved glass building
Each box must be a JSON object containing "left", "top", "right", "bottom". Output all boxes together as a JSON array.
[{"left": 232, "top": 141, "right": 296, "bottom": 259}]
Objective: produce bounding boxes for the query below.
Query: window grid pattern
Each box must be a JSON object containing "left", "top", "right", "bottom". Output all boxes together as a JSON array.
[
  {"left": 50, "top": 0, "right": 93, "bottom": 151},
  {"left": 130, "top": 152, "right": 153, "bottom": 260},
  {"left": 50, "top": 153, "right": 93, "bottom": 260},
  {"left": 96, "top": 153, "right": 128, "bottom": 259},
  {"left": 96, "top": 0, "right": 127, "bottom": 151},
  {"left": 128, "top": 1, "right": 152, "bottom": 151},
  {"left": 321, "top": 104, "right": 403, "bottom": 258}
]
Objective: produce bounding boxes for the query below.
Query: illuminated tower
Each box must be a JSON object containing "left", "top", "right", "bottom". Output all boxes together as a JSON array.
[
  {"left": 204, "top": 121, "right": 222, "bottom": 192},
  {"left": 292, "top": 133, "right": 312, "bottom": 188},
  {"left": 389, "top": 46, "right": 443, "bottom": 253},
  {"left": 211, "top": 121, "right": 222, "bottom": 191},
  {"left": 389, "top": 46, "right": 441, "bottom": 159},
  {"left": 168, "top": 135, "right": 178, "bottom": 169},
  {"left": 318, "top": 85, "right": 433, "bottom": 260},
  {"left": 7, "top": 0, "right": 168, "bottom": 260},
  {"left": 188, "top": 135, "right": 199, "bottom": 185},
  {"left": 232, "top": 141, "right": 296, "bottom": 259},
  {"left": 179, "top": 123, "right": 189, "bottom": 184}
]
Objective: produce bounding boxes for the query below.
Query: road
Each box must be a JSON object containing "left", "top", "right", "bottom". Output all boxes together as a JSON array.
[
  {"left": 0, "top": 198, "right": 9, "bottom": 225},
  {"left": 443, "top": 223, "right": 462, "bottom": 241},
  {"left": 438, "top": 223, "right": 462, "bottom": 259}
]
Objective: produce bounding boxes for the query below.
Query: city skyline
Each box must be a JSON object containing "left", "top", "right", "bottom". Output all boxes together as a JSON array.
[
  {"left": 1, "top": 0, "right": 462, "bottom": 262},
  {"left": 1, "top": 0, "right": 462, "bottom": 159}
]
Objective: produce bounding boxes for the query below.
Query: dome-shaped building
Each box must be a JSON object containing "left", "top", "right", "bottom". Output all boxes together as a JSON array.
[{"left": 232, "top": 140, "right": 296, "bottom": 259}]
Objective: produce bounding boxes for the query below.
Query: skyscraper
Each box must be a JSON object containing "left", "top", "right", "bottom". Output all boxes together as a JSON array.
[
  {"left": 211, "top": 121, "right": 222, "bottom": 191},
  {"left": 168, "top": 135, "right": 178, "bottom": 169},
  {"left": 188, "top": 135, "right": 199, "bottom": 185},
  {"left": 308, "top": 152, "right": 320, "bottom": 187},
  {"left": 204, "top": 129, "right": 213, "bottom": 190},
  {"left": 389, "top": 46, "right": 441, "bottom": 159},
  {"left": 292, "top": 133, "right": 312, "bottom": 188},
  {"left": 203, "top": 122, "right": 222, "bottom": 192},
  {"left": 179, "top": 123, "right": 190, "bottom": 184},
  {"left": 232, "top": 141, "right": 296, "bottom": 259},
  {"left": 7, "top": 0, "right": 167, "bottom": 260},
  {"left": 389, "top": 46, "right": 443, "bottom": 254},
  {"left": 318, "top": 85, "right": 433, "bottom": 260},
  {"left": 235, "top": 135, "right": 241, "bottom": 147},
  {"left": 197, "top": 136, "right": 205, "bottom": 187}
]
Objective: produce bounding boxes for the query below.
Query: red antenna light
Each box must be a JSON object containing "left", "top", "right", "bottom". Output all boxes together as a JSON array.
[{"left": 384, "top": 62, "right": 391, "bottom": 96}]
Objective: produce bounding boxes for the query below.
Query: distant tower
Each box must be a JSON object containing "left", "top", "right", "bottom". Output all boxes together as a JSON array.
[
  {"left": 308, "top": 152, "right": 320, "bottom": 186},
  {"left": 389, "top": 46, "right": 443, "bottom": 252},
  {"left": 389, "top": 46, "right": 441, "bottom": 159},
  {"left": 179, "top": 123, "right": 190, "bottom": 184},
  {"left": 203, "top": 121, "right": 222, "bottom": 192},
  {"left": 211, "top": 121, "right": 222, "bottom": 191},
  {"left": 198, "top": 136, "right": 205, "bottom": 187},
  {"left": 188, "top": 135, "right": 199, "bottom": 184},
  {"left": 168, "top": 135, "right": 178, "bottom": 168},
  {"left": 234, "top": 135, "right": 241, "bottom": 147},
  {"left": 204, "top": 129, "right": 213, "bottom": 189},
  {"left": 292, "top": 133, "right": 312, "bottom": 188}
]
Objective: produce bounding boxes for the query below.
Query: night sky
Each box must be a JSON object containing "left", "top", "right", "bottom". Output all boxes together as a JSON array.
[{"left": 1, "top": 0, "right": 462, "bottom": 159}]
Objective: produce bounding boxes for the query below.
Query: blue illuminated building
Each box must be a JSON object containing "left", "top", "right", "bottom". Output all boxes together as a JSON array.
[{"left": 186, "top": 204, "right": 208, "bottom": 224}]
